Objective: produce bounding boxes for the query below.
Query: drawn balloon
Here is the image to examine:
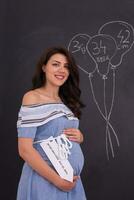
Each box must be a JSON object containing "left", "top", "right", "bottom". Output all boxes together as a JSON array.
[
  {"left": 87, "top": 34, "right": 117, "bottom": 78},
  {"left": 98, "top": 21, "right": 134, "bottom": 67},
  {"left": 68, "top": 34, "right": 96, "bottom": 75}
]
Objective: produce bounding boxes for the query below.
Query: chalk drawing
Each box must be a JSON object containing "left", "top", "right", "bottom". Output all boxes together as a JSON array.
[
  {"left": 68, "top": 21, "right": 134, "bottom": 160},
  {"left": 98, "top": 21, "right": 134, "bottom": 67},
  {"left": 68, "top": 33, "right": 96, "bottom": 75}
]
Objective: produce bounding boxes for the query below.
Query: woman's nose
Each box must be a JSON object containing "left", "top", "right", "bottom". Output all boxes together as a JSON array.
[{"left": 58, "top": 65, "right": 66, "bottom": 72}]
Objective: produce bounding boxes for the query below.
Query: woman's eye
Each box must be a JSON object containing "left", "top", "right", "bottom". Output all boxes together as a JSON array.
[
  {"left": 52, "top": 63, "right": 59, "bottom": 67},
  {"left": 64, "top": 64, "right": 69, "bottom": 69}
]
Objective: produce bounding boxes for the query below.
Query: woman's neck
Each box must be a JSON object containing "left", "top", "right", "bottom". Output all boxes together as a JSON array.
[{"left": 40, "top": 85, "right": 60, "bottom": 99}]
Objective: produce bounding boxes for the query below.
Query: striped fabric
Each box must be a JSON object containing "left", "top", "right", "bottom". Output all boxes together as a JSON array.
[{"left": 17, "top": 103, "right": 79, "bottom": 128}]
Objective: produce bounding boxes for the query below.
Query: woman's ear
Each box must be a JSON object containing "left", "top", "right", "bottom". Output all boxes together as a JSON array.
[{"left": 42, "top": 65, "right": 45, "bottom": 72}]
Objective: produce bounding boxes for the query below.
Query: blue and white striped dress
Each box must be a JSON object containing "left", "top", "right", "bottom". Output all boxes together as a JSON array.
[{"left": 17, "top": 102, "right": 86, "bottom": 200}]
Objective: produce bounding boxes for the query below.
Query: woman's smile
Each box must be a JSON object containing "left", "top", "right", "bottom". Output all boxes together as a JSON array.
[{"left": 54, "top": 74, "right": 66, "bottom": 80}]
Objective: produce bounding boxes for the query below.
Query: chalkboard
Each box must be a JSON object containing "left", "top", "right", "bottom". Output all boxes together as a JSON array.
[{"left": 1, "top": 0, "right": 134, "bottom": 199}]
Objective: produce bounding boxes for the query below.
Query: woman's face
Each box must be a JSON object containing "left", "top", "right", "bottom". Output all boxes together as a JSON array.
[{"left": 43, "top": 53, "right": 70, "bottom": 87}]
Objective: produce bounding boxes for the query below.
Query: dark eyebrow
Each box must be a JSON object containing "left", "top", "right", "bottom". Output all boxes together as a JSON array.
[
  {"left": 52, "top": 60, "right": 69, "bottom": 65},
  {"left": 52, "top": 60, "right": 61, "bottom": 63}
]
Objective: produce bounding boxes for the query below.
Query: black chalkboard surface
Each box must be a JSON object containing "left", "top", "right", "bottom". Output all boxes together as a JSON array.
[{"left": 1, "top": 0, "right": 134, "bottom": 199}]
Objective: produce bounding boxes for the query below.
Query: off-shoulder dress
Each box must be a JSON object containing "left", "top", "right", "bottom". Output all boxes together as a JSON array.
[{"left": 16, "top": 102, "right": 86, "bottom": 200}]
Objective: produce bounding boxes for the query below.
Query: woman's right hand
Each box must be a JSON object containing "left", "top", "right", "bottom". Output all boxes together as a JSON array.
[{"left": 54, "top": 176, "right": 79, "bottom": 192}]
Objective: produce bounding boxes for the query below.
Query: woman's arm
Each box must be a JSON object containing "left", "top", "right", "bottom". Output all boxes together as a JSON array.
[{"left": 18, "top": 138, "right": 79, "bottom": 191}]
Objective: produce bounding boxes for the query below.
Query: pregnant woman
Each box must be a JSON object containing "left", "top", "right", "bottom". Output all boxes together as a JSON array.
[{"left": 17, "top": 47, "right": 87, "bottom": 200}]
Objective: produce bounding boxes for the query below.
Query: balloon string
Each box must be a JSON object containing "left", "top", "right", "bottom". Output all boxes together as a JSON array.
[
  {"left": 77, "top": 65, "right": 90, "bottom": 75},
  {"left": 78, "top": 63, "right": 119, "bottom": 148},
  {"left": 88, "top": 75, "right": 110, "bottom": 121},
  {"left": 89, "top": 75, "right": 106, "bottom": 118},
  {"left": 103, "top": 78, "right": 110, "bottom": 160},
  {"left": 97, "top": 62, "right": 110, "bottom": 78},
  {"left": 88, "top": 74, "right": 119, "bottom": 159},
  {"left": 103, "top": 77, "right": 115, "bottom": 159},
  {"left": 104, "top": 69, "right": 120, "bottom": 159},
  {"left": 108, "top": 68, "right": 120, "bottom": 146}
]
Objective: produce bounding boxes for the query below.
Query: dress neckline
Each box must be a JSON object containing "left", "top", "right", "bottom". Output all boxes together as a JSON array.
[{"left": 21, "top": 102, "right": 64, "bottom": 108}]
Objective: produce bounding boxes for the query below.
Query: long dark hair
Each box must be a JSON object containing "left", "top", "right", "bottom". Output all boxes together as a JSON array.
[{"left": 32, "top": 47, "right": 85, "bottom": 119}]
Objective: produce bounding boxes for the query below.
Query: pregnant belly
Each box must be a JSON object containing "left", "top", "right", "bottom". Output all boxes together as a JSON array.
[
  {"left": 68, "top": 142, "right": 84, "bottom": 175},
  {"left": 34, "top": 141, "right": 84, "bottom": 176}
]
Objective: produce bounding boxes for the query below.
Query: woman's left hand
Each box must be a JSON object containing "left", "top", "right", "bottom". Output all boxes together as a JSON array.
[{"left": 63, "top": 128, "right": 84, "bottom": 143}]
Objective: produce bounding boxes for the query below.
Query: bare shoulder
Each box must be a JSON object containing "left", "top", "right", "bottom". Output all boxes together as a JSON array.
[{"left": 22, "top": 90, "right": 38, "bottom": 106}]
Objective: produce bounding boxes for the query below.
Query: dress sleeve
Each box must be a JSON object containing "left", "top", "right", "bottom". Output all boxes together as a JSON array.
[
  {"left": 17, "top": 127, "right": 37, "bottom": 138},
  {"left": 17, "top": 106, "right": 37, "bottom": 139}
]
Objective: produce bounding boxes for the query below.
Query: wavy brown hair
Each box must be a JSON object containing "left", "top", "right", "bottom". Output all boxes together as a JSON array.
[{"left": 32, "top": 47, "right": 85, "bottom": 119}]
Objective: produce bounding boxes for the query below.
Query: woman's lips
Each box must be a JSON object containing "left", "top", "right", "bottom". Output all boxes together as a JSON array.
[{"left": 55, "top": 75, "right": 66, "bottom": 80}]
